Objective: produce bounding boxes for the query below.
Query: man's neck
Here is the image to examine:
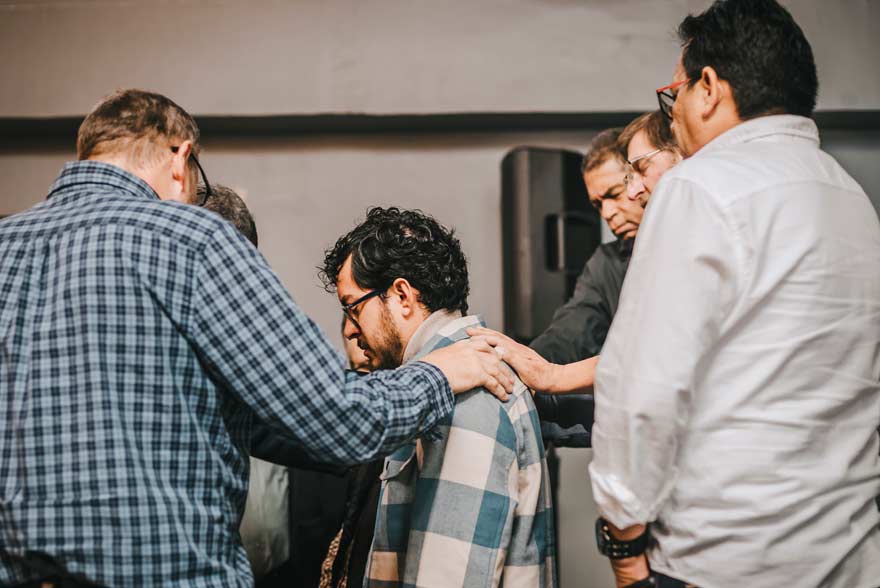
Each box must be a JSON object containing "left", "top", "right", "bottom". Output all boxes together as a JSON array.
[
  {"left": 691, "top": 110, "right": 743, "bottom": 156},
  {"left": 88, "top": 154, "right": 169, "bottom": 201},
  {"left": 89, "top": 152, "right": 126, "bottom": 165},
  {"left": 401, "top": 309, "right": 465, "bottom": 364}
]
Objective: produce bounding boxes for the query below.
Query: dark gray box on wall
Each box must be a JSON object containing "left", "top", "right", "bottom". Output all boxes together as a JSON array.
[{"left": 501, "top": 147, "right": 601, "bottom": 342}]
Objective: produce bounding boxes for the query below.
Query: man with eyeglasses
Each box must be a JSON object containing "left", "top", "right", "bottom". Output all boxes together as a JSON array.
[
  {"left": 0, "top": 89, "right": 514, "bottom": 588},
  {"left": 528, "top": 116, "right": 682, "bottom": 444},
  {"left": 528, "top": 130, "right": 643, "bottom": 448},
  {"left": 321, "top": 207, "right": 555, "bottom": 588},
  {"left": 618, "top": 110, "right": 682, "bottom": 207},
  {"left": 587, "top": 0, "right": 880, "bottom": 586}
]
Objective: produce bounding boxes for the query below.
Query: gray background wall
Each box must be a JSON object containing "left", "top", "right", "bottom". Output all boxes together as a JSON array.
[
  {"left": 1, "top": 0, "right": 878, "bottom": 116},
  {"left": 1, "top": 1, "right": 879, "bottom": 587}
]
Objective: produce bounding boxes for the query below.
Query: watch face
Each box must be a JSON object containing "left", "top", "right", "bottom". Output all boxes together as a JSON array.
[{"left": 595, "top": 518, "right": 609, "bottom": 554}]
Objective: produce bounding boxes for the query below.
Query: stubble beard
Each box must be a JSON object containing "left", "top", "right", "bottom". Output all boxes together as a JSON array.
[{"left": 365, "top": 301, "right": 405, "bottom": 371}]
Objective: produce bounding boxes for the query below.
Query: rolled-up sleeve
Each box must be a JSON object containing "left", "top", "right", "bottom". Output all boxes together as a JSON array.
[
  {"left": 188, "top": 223, "right": 454, "bottom": 465},
  {"left": 589, "top": 176, "right": 743, "bottom": 528}
]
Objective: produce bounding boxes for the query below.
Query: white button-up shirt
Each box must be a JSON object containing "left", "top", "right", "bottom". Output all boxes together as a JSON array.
[{"left": 591, "top": 115, "right": 880, "bottom": 588}]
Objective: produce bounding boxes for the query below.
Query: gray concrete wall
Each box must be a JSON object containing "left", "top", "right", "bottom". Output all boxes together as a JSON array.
[
  {"left": 0, "top": 130, "right": 598, "bottom": 336},
  {"left": 1, "top": 0, "right": 878, "bottom": 117}
]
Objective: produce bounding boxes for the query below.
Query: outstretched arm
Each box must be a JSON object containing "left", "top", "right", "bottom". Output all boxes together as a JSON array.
[
  {"left": 188, "top": 223, "right": 514, "bottom": 465},
  {"left": 467, "top": 327, "right": 598, "bottom": 395}
]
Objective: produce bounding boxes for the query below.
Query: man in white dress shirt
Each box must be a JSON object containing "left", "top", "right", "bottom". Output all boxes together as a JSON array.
[{"left": 589, "top": 0, "right": 880, "bottom": 586}]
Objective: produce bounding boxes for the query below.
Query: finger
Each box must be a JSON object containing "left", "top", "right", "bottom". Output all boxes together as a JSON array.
[
  {"left": 483, "top": 376, "right": 510, "bottom": 402},
  {"left": 483, "top": 347, "right": 513, "bottom": 368},
  {"left": 472, "top": 334, "right": 506, "bottom": 350},
  {"left": 486, "top": 358, "right": 515, "bottom": 392},
  {"left": 467, "top": 327, "right": 508, "bottom": 342},
  {"left": 466, "top": 327, "right": 494, "bottom": 336},
  {"left": 469, "top": 338, "right": 494, "bottom": 353},
  {"left": 499, "top": 370, "right": 515, "bottom": 392},
  {"left": 482, "top": 329, "right": 515, "bottom": 346},
  {"left": 475, "top": 342, "right": 512, "bottom": 366}
]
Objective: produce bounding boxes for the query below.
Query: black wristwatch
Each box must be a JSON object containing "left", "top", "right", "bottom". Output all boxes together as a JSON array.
[{"left": 595, "top": 517, "right": 650, "bottom": 559}]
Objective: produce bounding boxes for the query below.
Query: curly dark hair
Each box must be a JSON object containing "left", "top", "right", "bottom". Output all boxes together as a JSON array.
[
  {"left": 678, "top": 0, "right": 818, "bottom": 119},
  {"left": 320, "top": 207, "right": 469, "bottom": 314}
]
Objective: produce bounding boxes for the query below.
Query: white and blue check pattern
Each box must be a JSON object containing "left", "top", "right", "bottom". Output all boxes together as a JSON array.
[
  {"left": 0, "top": 161, "right": 454, "bottom": 588},
  {"left": 366, "top": 314, "right": 556, "bottom": 588}
]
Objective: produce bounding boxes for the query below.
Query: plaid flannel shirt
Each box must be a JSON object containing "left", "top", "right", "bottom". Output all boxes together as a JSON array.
[
  {"left": 0, "top": 162, "right": 454, "bottom": 587},
  {"left": 366, "top": 313, "right": 556, "bottom": 588}
]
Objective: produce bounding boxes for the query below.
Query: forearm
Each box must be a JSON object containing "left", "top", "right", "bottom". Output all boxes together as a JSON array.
[
  {"left": 310, "top": 361, "right": 454, "bottom": 464},
  {"left": 610, "top": 555, "right": 650, "bottom": 588},
  {"left": 191, "top": 234, "right": 457, "bottom": 466},
  {"left": 607, "top": 523, "right": 650, "bottom": 587},
  {"left": 546, "top": 356, "right": 599, "bottom": 394}
]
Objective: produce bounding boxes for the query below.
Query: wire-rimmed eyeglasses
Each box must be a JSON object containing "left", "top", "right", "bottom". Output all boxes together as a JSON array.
[{"left": 623, "top": 148, "right": 664, "bottom": 186}]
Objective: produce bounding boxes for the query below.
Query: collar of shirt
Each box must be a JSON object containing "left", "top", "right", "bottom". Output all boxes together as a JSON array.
[
  {"left": 395, "top": 310, "right": 478, "bottom": 444},
  {"left": 47, "top": 160, "right": 161, "bottom": 202},
  {"left": 401, "top": 309, "right": 465, "bottom": 364},
  {"left": 697, "top": 114, "right": 819, "bottom": 157}
]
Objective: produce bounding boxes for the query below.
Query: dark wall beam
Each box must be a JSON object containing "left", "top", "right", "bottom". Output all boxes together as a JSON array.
[{"left": 2, "top": 110, "right": 879, "bottom": 147}]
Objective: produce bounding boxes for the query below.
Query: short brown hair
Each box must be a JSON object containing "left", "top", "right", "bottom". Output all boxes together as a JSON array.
[
  {"left": 581, "top": 128, "right": 624, "bottom": 173},
  {"left": 618, "top": 110, "right": 677, "bottom": 158},
  {"left": 77, "top": 89, "right": 200, "bottom": 163},
  {"left": 200, "top": 184, "right": 259, "bottom": 248}
]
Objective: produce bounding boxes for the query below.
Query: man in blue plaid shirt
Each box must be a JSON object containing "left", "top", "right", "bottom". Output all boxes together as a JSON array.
[
  {"left": 0, "top": 89, "right": 514, "bottom": 588},
  {"left": 320, "top": 208, "right": 556, "bottom": 588}
]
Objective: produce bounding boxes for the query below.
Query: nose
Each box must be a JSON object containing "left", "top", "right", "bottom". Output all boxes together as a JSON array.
[
  {"left": 626, "top": 174, "right": 646, "bottom": 201},
  {"left": 342, "top": 315, "right": 361, "bottom": 339},
  {"left": 600, "top": 199, "right": 618, "bottom": 221}
]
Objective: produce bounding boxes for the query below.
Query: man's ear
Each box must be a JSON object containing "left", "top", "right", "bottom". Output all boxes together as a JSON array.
[
  {"left": 390, "top": 277, "right": 418, "bottom": 318},
  {"left": 698, "top": 66, "right": 725, "bottom": 120},
  {"left": 169, "top": 139, "right": 194, "bottom": 203}
]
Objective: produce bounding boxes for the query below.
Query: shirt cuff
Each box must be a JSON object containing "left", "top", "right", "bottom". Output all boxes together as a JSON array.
[
  {"left": 407, "top": 360, "right": 455, "bottom": 428},
  {"left": 588, "top": 461, "right": 648, "bottom": 529}
]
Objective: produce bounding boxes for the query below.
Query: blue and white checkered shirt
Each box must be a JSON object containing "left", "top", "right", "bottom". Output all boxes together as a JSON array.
[
  {"left": 0, "top": 161, "right": 454, "bottom": 587},
  {"left": 366, "top": 312, "right": 556, "bottom": 588}
]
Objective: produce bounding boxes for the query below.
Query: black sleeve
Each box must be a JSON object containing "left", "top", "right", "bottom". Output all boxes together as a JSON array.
[
  {"left": 529, "top": 247, "right": 614, "bottom": 439},
  {"left": 532, "top": 393, "right": 595, "bottom": 446},
  {"left": 530, "top": 247, "right": 612, "bottom": 364}
]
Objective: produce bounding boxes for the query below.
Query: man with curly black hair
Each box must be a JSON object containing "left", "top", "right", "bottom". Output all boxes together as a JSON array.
[{"left": 321, "top": 207, "right": 556, "bottom": 588}]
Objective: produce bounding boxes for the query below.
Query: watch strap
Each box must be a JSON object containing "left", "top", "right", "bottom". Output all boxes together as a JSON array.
[{"left": 595, "top": 517, "right": 650, "bottom": 559}]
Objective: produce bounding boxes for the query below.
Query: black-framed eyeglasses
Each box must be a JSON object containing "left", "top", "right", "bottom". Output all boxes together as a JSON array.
[
  {"left": 656, "top": 79, "right": 688, "bottom": 121},
  {"left": 171, "top": 145, "right": 213, "bottom": 206},
  {"left": 341, "top": 288, "right": 385, "bottom": 329}
]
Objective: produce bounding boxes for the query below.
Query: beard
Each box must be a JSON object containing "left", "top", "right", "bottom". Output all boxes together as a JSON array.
[{"left": 360, "top": 301, "right": 405, "bottom": 371}]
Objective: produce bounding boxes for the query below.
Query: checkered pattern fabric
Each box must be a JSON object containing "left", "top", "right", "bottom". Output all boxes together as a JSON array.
[
  {"left": 0, "top": 161, "right": 454, "bottom": 587},
  {"left": 366, "top": 315, "right": 556, "bottom": 588}
]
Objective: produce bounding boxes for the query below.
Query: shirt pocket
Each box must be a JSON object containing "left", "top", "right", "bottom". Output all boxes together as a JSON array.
[{"left": 380, "top": 443, "right": 417, "bottom": 481}]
